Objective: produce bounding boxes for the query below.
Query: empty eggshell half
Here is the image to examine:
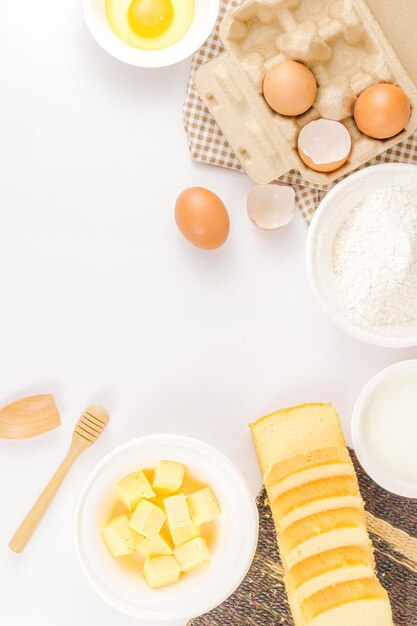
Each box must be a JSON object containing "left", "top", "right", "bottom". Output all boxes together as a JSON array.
[
  {"left": 297, "top": 119, "right": 352, "bottom": 172},
  {"left": 247, "top": 184, "right": 295, "bottom": 230}
]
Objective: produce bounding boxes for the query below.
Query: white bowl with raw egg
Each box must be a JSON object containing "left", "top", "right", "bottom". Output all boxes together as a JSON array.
[
  {"left": 82, "top": 0, "right": 220, "bottom": 68},
  {"left": 74, "top": 434, "right": 258, "bottom": 621}
]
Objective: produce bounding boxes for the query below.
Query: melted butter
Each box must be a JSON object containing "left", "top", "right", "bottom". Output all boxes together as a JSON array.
[{"left": 106, "top": 467, "right": 218, "bottom": 576}]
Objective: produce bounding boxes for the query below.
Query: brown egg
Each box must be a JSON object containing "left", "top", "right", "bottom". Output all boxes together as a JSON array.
[
  {"left": 354, "top": 83, "right": 411, "bottom": 139},
  {"left": 175, "top": 187, "right": 230, "bottom": 250},
  {"left": 263, "top": 60, "right": 317, "bottom": 116}
]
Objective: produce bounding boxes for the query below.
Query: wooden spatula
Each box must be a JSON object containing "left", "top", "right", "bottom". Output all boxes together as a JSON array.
[
  {"left": 0, "top": 394, "right": 61, "bottom": 439},
  {"left": 9, "top": 404, "right": 109, "bottom": 553}
]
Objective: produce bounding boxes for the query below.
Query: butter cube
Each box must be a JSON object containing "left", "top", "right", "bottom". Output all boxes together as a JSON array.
[
  {"left": 174, "top": 537, "right": 211, "bottom": 572},
  {"left": 153, "top": 461, "right": 185, "bottom": 493},
  {"left": 136, "top": 534, "right": 173, "bottom": 558},
  {"left": 117, "top": 471, "right": 155, "bottom": 511},
  {"left": 164, "top": 493, "right": 191, "bottom": 528},
  {"left": 187, "top": 487, "right": 221, "bottom": 525},
  {"left": 168, "top": 520, "right": 200, "bottom": 548},
  {"left": 130, "top": 499, "right": 166, "bottom": 538},
  {"left": 101, "top": 514, "right": 141, "bottom": 557},
  {"left": 143, "top": 555, "right": 181, "bottom": 589}
]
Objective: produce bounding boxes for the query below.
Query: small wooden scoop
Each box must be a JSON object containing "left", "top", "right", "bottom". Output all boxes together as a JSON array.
[
  {"left": 9, "top": 404, "right": 109, "bottom": 553},
  {"left": 0, "top": 394, "right": 61, "bottom": 439}
]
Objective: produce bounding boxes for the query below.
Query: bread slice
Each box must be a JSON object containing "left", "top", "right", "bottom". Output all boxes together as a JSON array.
[
  {"left": 300, "top": 579, "right": 393, "bottom": 625},
  {"left": 250, "top": 404, "right": 346, "bottom": 475},
  {"left": 275, "top": 495, "right": 365, "bottom": 532},
  {"left": 265, "top": 446, "right": 354, "bottom": 500},
  {"left": 289, "top": 567, "right": 377, "bottom": 625},
  {"left": 278, "top": 508, "right": 372, "bottom": 569},
  {"left": 306, "top": 599, "right": 393, "bottom": 626},
  {"left": 285, "top": 546, "right": 374, "bottom": 593},
  {"left": 280, "top": 508, "right": 366, "bottom": 553},
  {"left": 267, "top": 462, "right": 355, "bottom": 501},
  {"left": 272, "top": 476, "right": 360, "bottom": 519},
  {"left": 286, "top": 547, "right": 375, "bottom": 606}
]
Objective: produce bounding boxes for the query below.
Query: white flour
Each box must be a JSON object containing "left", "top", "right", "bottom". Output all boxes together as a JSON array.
[{"left": 333, "top": 186, "right": 417, "bottom": 329}]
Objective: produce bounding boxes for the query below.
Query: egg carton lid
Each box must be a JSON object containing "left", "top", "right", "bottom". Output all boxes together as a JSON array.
[{"left": 366, "top": 0, "right": 417, "bottom": 87}]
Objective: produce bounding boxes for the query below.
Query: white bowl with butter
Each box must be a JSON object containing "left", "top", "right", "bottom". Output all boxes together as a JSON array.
[
  {"left": 74, "top": 434, "right": 258, "bottom": 621},
  {"left": 352, "top": 360, "right": 417, "bottom": 498},
  {"left": 82, "top": 0, "right": 220, "bottom": 68}
]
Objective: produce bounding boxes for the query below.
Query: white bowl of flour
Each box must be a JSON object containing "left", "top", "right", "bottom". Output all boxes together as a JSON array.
[{"left": 306, "top": 164, "right": 417, "bottom": 347}]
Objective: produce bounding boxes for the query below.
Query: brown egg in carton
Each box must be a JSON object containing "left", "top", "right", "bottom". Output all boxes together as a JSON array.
[{"left": 194, "top": 0, "right": 417, "bottom": 185}]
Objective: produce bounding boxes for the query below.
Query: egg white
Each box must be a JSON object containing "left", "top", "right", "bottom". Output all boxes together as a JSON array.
[{"left": 106, "top": 0, "right": 194, "bottom": 50}]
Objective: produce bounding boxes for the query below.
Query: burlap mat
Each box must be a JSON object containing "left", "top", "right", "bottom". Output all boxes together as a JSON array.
[
  {"left": 183, "top": 0, "right": 417, "bottom": 224},
  {"left": 189, "top": 450, "right": 417, "bottom": 626}
]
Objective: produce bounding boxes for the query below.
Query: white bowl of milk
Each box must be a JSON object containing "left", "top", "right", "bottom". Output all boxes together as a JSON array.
[{"left": 352, "top": 360, "right": 417, "bottom": 498}]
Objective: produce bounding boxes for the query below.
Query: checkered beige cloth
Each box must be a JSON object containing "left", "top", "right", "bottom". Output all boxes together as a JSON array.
[{"left": 183, "top": 0, "right": 417, "bottom": 224}]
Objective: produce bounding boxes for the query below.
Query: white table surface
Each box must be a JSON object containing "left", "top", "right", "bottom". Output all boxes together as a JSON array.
[{"left": 1, "top": 1, "right": 416, "bottom": 625}]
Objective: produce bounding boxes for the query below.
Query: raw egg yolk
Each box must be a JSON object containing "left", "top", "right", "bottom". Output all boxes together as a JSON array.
[{"left": 128, "top": 0, "right": 174, "bottom": 38}]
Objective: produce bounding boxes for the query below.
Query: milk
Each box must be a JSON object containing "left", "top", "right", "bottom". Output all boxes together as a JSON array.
[{"left": 363, "top": 370, "right": 417, "bottom": 483}]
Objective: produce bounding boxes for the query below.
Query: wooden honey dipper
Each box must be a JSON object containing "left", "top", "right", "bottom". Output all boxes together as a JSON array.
[{"left": 9, "top": 404, "right": 109, "bottom": 553}]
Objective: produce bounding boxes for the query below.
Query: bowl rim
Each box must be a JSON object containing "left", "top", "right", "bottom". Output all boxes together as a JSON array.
[
  {"left": 305, "top": 163, "right": 417, "bottom": 348},
  {"left": 81, "top": 0, "right": 221, "bottom": 68},
  {"left": 73, "top": 433, "right": 259, "bottom": 621},
  {"left": 351, "top": 359, "right": 417, "bottom": 498}
]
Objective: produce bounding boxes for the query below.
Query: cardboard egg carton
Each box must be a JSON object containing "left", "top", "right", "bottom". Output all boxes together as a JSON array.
[{"left": 194, "top": 0, "right": 417, "bottom": 185}]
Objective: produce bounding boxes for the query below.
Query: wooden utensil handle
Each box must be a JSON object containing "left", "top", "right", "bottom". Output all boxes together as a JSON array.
[{"left": 9, "top": 444, "right": 81, "bottom": 553}]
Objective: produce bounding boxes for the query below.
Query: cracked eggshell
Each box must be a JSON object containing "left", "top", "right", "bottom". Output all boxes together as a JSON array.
[
  {"left": 247, "top": 184, "right": 295, "bottom": 231},
  {"left": 297, "top": 119, "right": 352, "bottom": 173}
]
